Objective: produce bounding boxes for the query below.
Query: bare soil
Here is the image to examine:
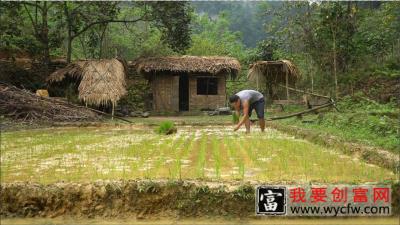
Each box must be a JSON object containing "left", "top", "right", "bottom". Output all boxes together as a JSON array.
[
  {"left": 1, "top": 217, "right": 399, "bottom": 225},
  {"left": 1, "top": 181, "right": 399, "bottom": 219}
]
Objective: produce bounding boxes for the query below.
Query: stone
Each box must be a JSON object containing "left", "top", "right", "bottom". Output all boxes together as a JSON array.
[
  {"left": 142, "top": 112, "right": 150, "bottom": 118},
  {"left": 216, "top": 107, "right": 232, "bottom": 115}
]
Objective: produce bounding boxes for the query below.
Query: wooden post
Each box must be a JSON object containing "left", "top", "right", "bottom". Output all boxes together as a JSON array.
[
  {"left": 256, "top": 74, "right": 259, "bottom": 90},
  {"left": 111, "top": 102, "right": 115, "bottom": 120},
  {"left": 286, "top": 70, "right": 290, "bottom": 101}
]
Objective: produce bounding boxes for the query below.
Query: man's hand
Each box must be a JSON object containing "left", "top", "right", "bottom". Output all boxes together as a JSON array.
[{"left": 233, "top": 100, "right": 249, "bottom": 132}]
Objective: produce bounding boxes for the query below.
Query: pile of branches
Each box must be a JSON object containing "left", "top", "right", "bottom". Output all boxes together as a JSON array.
[{"left": 0, "top": 82, "right": 101, "bottom": 123}]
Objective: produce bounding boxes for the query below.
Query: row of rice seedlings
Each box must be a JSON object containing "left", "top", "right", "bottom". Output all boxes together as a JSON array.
[
  {"left": 167, "top": 135, "right": 189, "bottom": 179},
  {"left": 145, "top": 136, "right": 174, "bottom": 178},
  {"left": 223, "top": 136, "right": 234, "bottom": 179},
  {"left": 195, "top": 134, "right": 208, "bottom": 178},
  {"left": 236, "top": 138, "right": 257, "bottom": 179},
  {"left": 37, "top": 132, "right": 79, "bottom": 182},
  {"left": 41, "top": 130, "right": 105, "bottom": 181},
  {"left": 177, "top": 134, "right": 196, "bottom": 179},
  {"left": 242, "top": 137, "right": 259, "bottom": 163},
  {"left": 288, "top": 140, "right": 318, "bottom": 181},
  {"left": 250, "top": 137, "right": 271, "bottom": 179},
  {"left": 211, "top": 135, "right": 221, "bottom": 179},
  {"left": 218, "top": 134, "right": 237, "bottom": 180},
  {"left": 151, "top": 136, "right": 179, "bottom": 178},
  {"left": 225, "top": 136, "right": 244, "bottom": 180},
  {"left": 123, "top": 135, "right": 154, "bottom": 178}
]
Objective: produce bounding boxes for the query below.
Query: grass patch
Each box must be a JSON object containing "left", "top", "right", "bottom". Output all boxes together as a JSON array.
[
  {"left": 271, "top": 96, "right": 399, "bottom": 153},
  {"left": 275, "top": 113, "right": 399, "bottom": 153}
]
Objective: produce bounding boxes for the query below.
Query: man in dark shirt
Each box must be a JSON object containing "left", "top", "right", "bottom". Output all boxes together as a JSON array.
[{"left": 229, "top": 90, "right": 265, "bottom": 133}]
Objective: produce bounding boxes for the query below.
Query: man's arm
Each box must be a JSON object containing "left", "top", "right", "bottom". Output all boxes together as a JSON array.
[
  {"left": 234, "top": 100, "right": 249, "bottom": 131},
  {"left": 235, "top": 110, "right": 240, "bottom": 124}
]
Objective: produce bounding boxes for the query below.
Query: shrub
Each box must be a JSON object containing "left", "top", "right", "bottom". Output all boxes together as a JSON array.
[{"left": 156, "top": 121, "right": 177, "bottom": 135}]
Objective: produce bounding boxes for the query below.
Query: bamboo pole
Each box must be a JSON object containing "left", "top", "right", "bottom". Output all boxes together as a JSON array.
[
  {"left": 266, "top": 101, "right": 335, "bottom": 121},
  {"left": 277, "top": 84, "right": 331, "bottom": 99}
]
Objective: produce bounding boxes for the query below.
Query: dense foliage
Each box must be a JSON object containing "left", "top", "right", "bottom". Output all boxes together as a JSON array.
[
  {"left": 261, "top": 2, "right": 400, "bottom": 98},
  {"left": 0, "top": 1, "right": 192, "bottom": 62},
  {"left": 1, "top": 1, "right": 398, "bottom": 102}
]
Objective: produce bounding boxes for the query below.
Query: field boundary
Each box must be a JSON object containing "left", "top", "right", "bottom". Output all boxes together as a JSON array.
[
  {"left": 1, "top": 181, "right": 399, "bottom": 219},
  {"left": 268, "top": 122, "right": 399, "bottom": 173}
]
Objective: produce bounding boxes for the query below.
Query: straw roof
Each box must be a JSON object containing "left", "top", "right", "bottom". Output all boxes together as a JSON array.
[
  {"left": 136, "top": 56, "right": 241, "bottom": 78},
  {"left": 47, "top": 59, "right": 127, "bottom": 106},
  {"left": 247, "top": 60, "right": 301, "bottom": 86},
  {"left": 46, "top": 61, "right": 86, "bottom": 83}
]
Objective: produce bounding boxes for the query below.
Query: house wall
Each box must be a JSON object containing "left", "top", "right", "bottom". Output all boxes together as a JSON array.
[
  {"left": 151, "top": 74, "right": 227, "bottom": 112},
  {"left": 188, "top": 76, "right": 226, "bottom": 111}
]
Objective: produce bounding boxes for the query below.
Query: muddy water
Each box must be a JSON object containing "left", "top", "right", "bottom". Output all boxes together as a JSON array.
[{"left": 1, "top": 217, "right": 398, "bottom": 225}]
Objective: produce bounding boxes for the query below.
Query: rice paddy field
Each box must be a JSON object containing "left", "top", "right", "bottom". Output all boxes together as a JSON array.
[{"left": 0, "top": 124, "right": 396, "bottom": 184}]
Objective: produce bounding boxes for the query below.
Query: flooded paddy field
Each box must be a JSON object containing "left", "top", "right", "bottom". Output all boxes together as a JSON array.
[
  {"left": 1, "top": 124, "right": 398, "bottom": 220},
  {"left": 1, "top": 125, "right": 396, "bottom": 184}
]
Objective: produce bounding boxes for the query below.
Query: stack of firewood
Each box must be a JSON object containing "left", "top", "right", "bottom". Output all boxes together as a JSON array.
[{"left": 0, "top": 82, "right": 101, "bottom": 123}]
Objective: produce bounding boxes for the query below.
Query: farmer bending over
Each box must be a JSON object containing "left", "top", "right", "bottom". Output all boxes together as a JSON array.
[{"left": 229, "top": 90, "right": 265, "bottom": 133}]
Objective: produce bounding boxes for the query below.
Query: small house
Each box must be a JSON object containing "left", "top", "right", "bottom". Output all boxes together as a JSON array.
[{"left": 136, "top": 56, "right": 240, "bottom": 112}]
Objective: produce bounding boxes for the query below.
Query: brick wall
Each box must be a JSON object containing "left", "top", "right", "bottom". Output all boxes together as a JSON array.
[
  {"left": 188, "top": 76, "right": 226, "bottom": 111},
  {"left": 152, "top": 74, "right": 227, "bottom": 112}
]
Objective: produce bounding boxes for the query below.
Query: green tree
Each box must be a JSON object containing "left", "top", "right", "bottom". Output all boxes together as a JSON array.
[{"left": 187, "top": 12, "right": 246, "bottom": 61}]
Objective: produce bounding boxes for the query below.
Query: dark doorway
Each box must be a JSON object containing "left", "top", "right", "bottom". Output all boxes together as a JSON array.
[{"left": 179, "top": 75, "right": 189, "bottom": 111}]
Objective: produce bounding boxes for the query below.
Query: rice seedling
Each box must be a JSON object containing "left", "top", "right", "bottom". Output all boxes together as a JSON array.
[
  {"left": 155, "top": 121, "right": 177, "bottom": 135},
  {"left": 196, "top": 134, "right": 207, "bottom": 178},
  {"left": 211, "top": 136, "right": 221, "bottom": 179},
  {"left": 0, "top": 125, "right": 397, "bottom": 184}
]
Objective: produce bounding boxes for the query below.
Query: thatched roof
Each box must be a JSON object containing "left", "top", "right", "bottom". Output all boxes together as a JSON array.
[
  {"left": 247, "top": 60, "right": 301, "bottom": 86},
  {"left": 46, "top": 61, "right": 86, "bottom": 82},
  {"left": 136, "top": 56, "right": 241, "bottom": 78},
  {"left": 47, "top": 59, "right": 127, "bottom": 106}
]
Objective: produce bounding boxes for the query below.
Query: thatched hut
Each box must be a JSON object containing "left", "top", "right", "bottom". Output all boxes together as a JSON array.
[
  {"left": 47, "top": 59, "right": 127, "bottom": 116},
  {"left": 247, "top": 60, "right": 300, "bottom": 100},
  {"left": 136, "top": 56, "right": 240, "bottom": 112}
]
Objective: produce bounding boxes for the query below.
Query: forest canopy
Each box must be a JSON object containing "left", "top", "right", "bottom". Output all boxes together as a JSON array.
[{"left": 0, "top": 1, "right": 399, "bottom": 100}]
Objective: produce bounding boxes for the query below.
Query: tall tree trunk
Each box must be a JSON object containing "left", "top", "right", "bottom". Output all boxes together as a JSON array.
[
  {"left": 98, "top": 25, "right": 107, "bottom": 59},
  {"left": 333, "top": 32, "right": 339, "bottom": 100},
  {"left": 67, "top": 36, "right": 72, "bottom": 63},
  {"left": 41, "top": 2, "right": 50, "bottom": 74},
  {"left": 331, "top": 16, "right": 339, "bottom": 100},
  {"left": 64, "top": 2, "right": 73, "bottom": 63},
  {"left": 311, "top": 70, "right": 314, "bottom": 93}
]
